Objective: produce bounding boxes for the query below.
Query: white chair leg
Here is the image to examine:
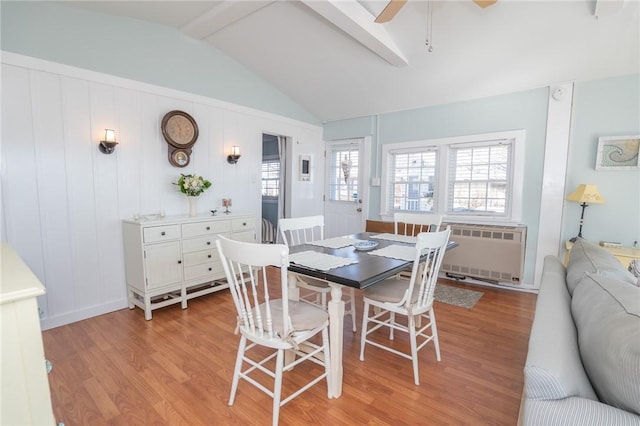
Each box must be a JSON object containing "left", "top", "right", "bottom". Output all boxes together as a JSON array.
[
  {"left": 229, "top": 336, "right": 247, "bottom": 406},
  {"left": 349, "top": 288, "right": 357, "bottom": 332},
  {"left": 430, "top": 308, "right": 441, "bottom": 361},
  {"left": 322, "top": 326, "right": 333, "bottom": 398},
  {"left": 272, "top": 349, "right": 284, "bottom": 426},
  {"left": 359, "top": 301, "right": 370, "bottom": 361},
  {"left": 408, "top": 315, "right": 420, "bottom": 386},
  {"left": 389, "top": 312, "right": 395, "bottom": 340}
]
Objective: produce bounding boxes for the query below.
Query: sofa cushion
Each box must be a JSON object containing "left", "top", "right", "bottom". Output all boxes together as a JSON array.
[
  {"left": 524, "top": 256, "right": 597, "bottom": 401},
  {"left": 566, "top": 239, "right": 637, "bottom": 295},
  {"left": 571, "top": 272, "right": 640, "bottom": 415}
]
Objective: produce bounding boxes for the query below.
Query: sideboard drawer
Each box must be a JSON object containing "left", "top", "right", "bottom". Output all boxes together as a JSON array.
[
  {"left": 184, "top": 261, "right": 222, "bottom": 281},
  {"left": 232, "top": 217, "right": 255, "bottom": 232},
  {"left": 183, "top": 249, "right": 218, "bottom": 266},
  {"left": 182, "top": 220, "right": 231, "bottom": 238},
  {"left": 143, "top": 225, "right": 181, "bottom": 243}
]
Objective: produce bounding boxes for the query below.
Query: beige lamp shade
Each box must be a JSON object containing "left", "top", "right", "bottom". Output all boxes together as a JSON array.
[{"left": 566, "top": 184, "right": 606, "bottom": 204}]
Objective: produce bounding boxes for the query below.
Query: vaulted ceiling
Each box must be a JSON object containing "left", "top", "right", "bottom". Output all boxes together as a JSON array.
[{"left": 57, "top": 0, "right": 640, "bottom": 122}]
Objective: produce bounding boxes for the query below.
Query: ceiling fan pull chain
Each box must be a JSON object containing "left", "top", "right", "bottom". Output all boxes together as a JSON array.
[{"left": 425, "top": 0, "right": 434, "bottom": 52}]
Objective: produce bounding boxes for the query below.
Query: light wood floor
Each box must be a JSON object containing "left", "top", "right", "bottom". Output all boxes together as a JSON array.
[{"left": 42, "top": 275, "right": 537, "bottom": 425}]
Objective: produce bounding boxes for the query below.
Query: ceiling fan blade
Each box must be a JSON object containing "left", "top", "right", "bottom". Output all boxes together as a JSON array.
[
  {"left": 472, "top": 0, "right": 497, "bottom": 8},
  {"left": 374, "top": 0, "right": 408, "bottom": 23}
]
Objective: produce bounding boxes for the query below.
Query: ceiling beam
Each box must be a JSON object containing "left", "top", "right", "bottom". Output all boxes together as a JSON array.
[
  {"left": 181, "top": 1, "right": 275, "bottom": 40},
  {"left": 594, "top": 0, "right": 625, "bottom": 17},
  {"left": 301, "top": 0, "right": 408, "bottom": 67}
]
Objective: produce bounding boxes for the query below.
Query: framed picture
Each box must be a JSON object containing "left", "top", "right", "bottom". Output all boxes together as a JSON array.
[
  {"left": 299, "top": 155, "right": 311, "bottom": 181},
  {"left": 595, "top": 135, "right": 640, "bottom": 171}
]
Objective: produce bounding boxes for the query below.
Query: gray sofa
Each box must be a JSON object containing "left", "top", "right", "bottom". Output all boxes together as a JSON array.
[{"left": 520, "top": 239, "right": 640, "bottom": 426}]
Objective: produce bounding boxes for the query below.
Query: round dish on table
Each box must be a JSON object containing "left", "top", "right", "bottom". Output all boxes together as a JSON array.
[{"left": 353, "top": 241, "right": 379, "bottom": 251}]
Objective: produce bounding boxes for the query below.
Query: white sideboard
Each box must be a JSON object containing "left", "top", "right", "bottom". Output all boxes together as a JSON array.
[
  {"left": 1, "top": 244, "right": 56, "bottom": 425},
  {"left": 122, "top": 213, "right": 256, "bottom": 320}
]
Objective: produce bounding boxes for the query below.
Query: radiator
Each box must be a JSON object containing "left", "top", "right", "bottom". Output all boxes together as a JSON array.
[{"left": 441, "top": 222, "right": 526, "bottom": 285}]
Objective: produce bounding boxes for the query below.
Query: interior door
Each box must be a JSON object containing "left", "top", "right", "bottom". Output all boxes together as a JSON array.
[{"left": 324, "top": 138, "right": 370, "bottom": 237}]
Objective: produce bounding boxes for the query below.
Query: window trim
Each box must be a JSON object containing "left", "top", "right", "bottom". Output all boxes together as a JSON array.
[{"left": 380, "top": 130, "right": 525, "bottom": 223}]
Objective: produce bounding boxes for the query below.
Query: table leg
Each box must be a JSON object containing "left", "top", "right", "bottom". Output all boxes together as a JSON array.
[{"left": 328, "top": 283, "right": 345, "bottom": 398}]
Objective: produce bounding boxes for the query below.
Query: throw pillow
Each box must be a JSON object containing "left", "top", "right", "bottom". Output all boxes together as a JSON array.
[
  {"left": 566, "top": 239, "right": 637, "bottom": 295},
  {"left": 571, "top": 272, "right": 640, "bottom": 415}
]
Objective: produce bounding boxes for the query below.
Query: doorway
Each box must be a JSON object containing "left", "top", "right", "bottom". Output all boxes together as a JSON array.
[
  {"left": 261, "top": 133, "right": 289, "bottom": 243},
  {"left": 324, "top": 137, "right": 371, "bottom": 238}
]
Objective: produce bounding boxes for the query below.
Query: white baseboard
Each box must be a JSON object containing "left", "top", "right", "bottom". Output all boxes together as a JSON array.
[{"left": 40, "top": 299, "right": 129, "bottom": 330}]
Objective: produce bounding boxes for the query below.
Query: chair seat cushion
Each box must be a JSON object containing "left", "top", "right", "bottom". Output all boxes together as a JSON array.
[
  {"left": 298, "top": 275, "right": 330, "bottom": 289},
  {"left": 363, "top": 278, "right": 417, "bottom": 304},
  {"left": 258, "top": 299, "right": 329, "bottom": 336}
]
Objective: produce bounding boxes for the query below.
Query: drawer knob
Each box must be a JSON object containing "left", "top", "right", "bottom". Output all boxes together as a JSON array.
[
  {"left": 178, "top": 260, "right": 182, "bottom": 264},
  {"left": 208, "top": 267, "right": 212, "bottom": 271},
  {"left": 161, "top": 231, "right": 166, "bottom": 236},
  {"left": 208, "top": 254, "right": 212, "bottom": 258},
  {"left": 206, "top": 226, "right": 210, "bottom": 230},
  {"left": 243, "top": 222, "right": 247, "bottom": 226},
  {"left": 207, "top": 241, "right": 211, "bottom": 245}
]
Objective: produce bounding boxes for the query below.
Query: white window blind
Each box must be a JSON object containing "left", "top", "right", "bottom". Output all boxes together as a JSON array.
[
  {"left": 328, "top": 144, "right": 359, "bottom": 202},
  {"left": 387, "top": 148, "right": 437, "bottom": 212},
  {"left": 447, "top": 141, "right": 511, "bottom": 216},
  {"left": 379, "top": 130, "right": 524, "bottom": 222}
]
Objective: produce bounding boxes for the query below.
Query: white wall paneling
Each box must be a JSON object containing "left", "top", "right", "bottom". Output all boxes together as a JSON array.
[{"left": 1, "top": 52, "right": 323, "bottom": 329}]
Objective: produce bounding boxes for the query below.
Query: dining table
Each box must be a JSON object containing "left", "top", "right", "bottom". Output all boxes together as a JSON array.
[{"left": 286, "top": 231, "right": 458, "bottom": 398}]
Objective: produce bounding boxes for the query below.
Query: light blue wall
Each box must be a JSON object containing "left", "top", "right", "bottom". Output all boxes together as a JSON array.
[
  {"left": 0, "top": 1, "right": 319, "bottom": 125},
  {"left": 325, "top": 75, "right": 640, "bottom": 285},
  {"left": 564, "top": 75, "right": 640, "bottom": 247},
  {"left": 324, "top": 88, "right": 549, "bottom": 285}
]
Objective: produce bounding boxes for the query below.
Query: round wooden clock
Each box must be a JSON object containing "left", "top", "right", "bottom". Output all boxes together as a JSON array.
[
  {"left": 161, "top": 110, "right": 198, "bottom": 148},
  {"left": 161, "top": 110, "right": 198, "bottom": 168}
]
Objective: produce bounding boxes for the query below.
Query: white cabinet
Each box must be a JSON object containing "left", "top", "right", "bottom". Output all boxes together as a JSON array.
[
  {"left": 122, "top": 213, "right": 256, "bottom": 320},
  {"left": 1, "top": 244, "right": 56, "bottom": 425}
]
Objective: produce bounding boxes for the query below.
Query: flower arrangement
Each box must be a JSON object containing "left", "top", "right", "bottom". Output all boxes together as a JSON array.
[{"left": 174, "top": 174, "right": 212, "bottom": 197}]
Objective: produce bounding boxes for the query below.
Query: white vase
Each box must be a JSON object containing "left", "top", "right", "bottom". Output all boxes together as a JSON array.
[{"left": 188, "top": 196, "right": 197, "bottom": 217}]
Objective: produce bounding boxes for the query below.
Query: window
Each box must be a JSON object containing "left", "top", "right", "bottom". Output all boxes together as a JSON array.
[
  {"left": 448, "top": 143, "right": 510, "bottom": 215},
  {"left": 388, "top": 149, "right": 437, "bottom": 212},
  {"left": 328, "top": 144, "right": 360, "bottom": 202},
  {"left": 261, "top": 160, "right": 280, "bottom": 197},
  {"left": 381, "top": 130, "right": 525, "bottom": 222}
]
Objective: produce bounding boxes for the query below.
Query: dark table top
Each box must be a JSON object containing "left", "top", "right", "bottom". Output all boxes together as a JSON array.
[{"left": 287, "top": 232, "right": 458, "bottom": 290}]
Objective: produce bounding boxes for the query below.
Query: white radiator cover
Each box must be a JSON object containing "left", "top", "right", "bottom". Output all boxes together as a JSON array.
[{"left": 441, "top": 222, "right": 526, "bottom": 285}]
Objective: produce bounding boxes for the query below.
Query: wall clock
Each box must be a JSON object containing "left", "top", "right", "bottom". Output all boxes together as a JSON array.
[
  {"left": 161, "top": 110, "right": 198, "bottom": 167},
  {"left": 161, "top": 110, "right": 198, "bottom": 148}
]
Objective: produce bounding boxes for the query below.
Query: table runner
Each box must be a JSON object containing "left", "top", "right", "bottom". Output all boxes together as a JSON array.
[
  {"left": 289, "top": 250, "right": 358, "bottom": 271},
  {"left": 370, "top": 233, "right": 417, "bottom": 244},
  {"left": 307, "top": 236, "right": 367, "bottom": 249},
  {"left": 367, "top": 244, "right": 417, "bottom": 262}
]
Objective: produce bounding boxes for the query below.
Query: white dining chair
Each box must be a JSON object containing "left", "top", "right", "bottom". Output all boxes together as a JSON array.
[
  {"left": 216, "top": 235, "right": 332, "bottom": 426},
  {"left": 394, "top": 212, "right": 442, "bottom": 235},
  {"left": 359, "top": 227, "right": 451, "bottom": 386},
  {"left": 278, "top": 215, "right": 358, "bottom": 332},
  {"left": 393, "top": 212, "right": 442, "bottom": 279}
]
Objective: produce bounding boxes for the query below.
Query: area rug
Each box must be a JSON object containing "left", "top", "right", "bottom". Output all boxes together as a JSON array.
[{"left": 434, "top": 283, "right": 483, "bottom": 309}]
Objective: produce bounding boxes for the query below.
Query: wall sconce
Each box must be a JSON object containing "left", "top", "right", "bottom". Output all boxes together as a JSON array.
[
  {"left": 98, "top": 129, "right": 118, "bottom": 154},
  {"left": 227, "top": 146, "right": 241, "bottom": 164}
]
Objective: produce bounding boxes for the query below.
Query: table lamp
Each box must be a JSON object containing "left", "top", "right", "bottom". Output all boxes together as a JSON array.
[{"left": 566, "top": 184, "right": 605, "bottom": 242}]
